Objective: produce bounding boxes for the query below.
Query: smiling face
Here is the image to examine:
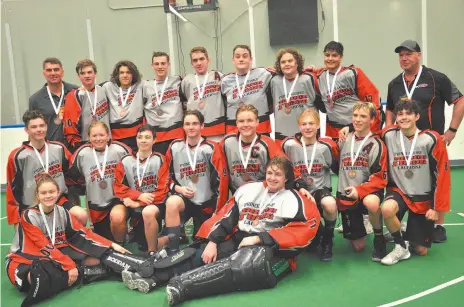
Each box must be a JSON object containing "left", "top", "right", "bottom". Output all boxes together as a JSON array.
[
  {"left": 43, "top": 63, "right": 64, "bottom": 85},
  {"left": 236, "top": 110, "right": 259, "bottom": 138},
  {"left": 280, "top": 53, "right": 298, "bottom": 77},
  {"left": 233, "top": 48, "right": 252, "bottom": 72},
  {"left": 152, "top": 56, "right": 170, "bottom": 79},
  {"left": 89, "top": 125, "right": 109, "bottom": 150},
  {"left": 25, "top": 118, "right": 47, "bottom": 142},
  {"left": 183, "top": 114, "right": 203, "bottom": 139},
  {"left": 78, "top": 66, "right": 96, "bottom": 88},
  {"left": 37, "top": 181, "right": 59, "bottom": 209},
  {"left": 396, "top": 109, "right": 419, "bottom": 131},
  {"left": 324, "top": 50, "right": 343, "bottom": 71},
  {"left": 352, "top": 107, "right": 373, "bottom": 134},
  {"left": 298, "top": 114, "right": 319, "bottom": 139},
  {"left": 136, "top": 130, "right": 155, "bottom": 152},
  {"left": 119, "top": 66, "right": 133, "bottom": 88},
  {"left": 265, "top": 164, "right": 286, "bottom": 192},
  {"left": 398, "top": 49, "right": 421, "bottom": 72}
]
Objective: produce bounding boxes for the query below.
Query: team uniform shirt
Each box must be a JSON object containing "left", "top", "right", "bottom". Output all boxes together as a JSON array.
[
  {"left": 382, "top": 126, "right": 450, "bottom": 213},
  {"left": 270, "top": 73, "right": 318, "bottom": 141},
  {"left": 221, "top": 68, "right": 274, "bottom": 134},
  {"left": 63, "top": 85, "right": 111, "bottom": 151},
  {"left": 316, "top": 66, "right": 381, "bottom": 138},
  {"left": 6, "top": 141, "right": 72, "bottom": 225},
  {"left": 113, "top": 152, "right": 170, "bottom": 206},
  {"left": 6, "top": 205, "right": 111, "bottom": 274},
  {"left": 282, "top": 135, "right": 339, "bottom": 193},
  {"left": 143, "top": 76, "right": 185, "bottom": 143},
  {"left": 181, "top": 71, "right": 225, "bottom": 137},
  {"left": 196, "top": 181, "right": 320, "bottom": 268},
  {"left": 337, "top": 132, "right": 388, "bottom": 208},
  {"left": 102, "top": 81, "right": 145, "bottom": 140},
  {"left": 69, "top": 140, "right": 131, "bottom": 223},
  {"left": 387, "top": 65, "right": 463, "bottom": 134},
  {"left": 166, "top": 138, "right": 229, "bottom": 212}
]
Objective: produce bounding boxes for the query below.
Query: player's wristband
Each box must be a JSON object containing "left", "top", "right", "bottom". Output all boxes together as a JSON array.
[{"left": 449, "top": 127, "right": 458, "bottom": 133}]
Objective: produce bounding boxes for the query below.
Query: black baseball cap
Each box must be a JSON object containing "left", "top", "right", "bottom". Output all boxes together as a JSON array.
[{"left": 394, "top": 40, "right": 421, "bottom": 53}]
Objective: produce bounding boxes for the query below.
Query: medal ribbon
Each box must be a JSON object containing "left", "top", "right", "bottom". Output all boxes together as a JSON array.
[
  {"left": 46, "top": 85, "right": 64, "bottom": 116},
  {"left": 301, "top": 138, "right": 318, "bottom": 177},
  {"left": 350, "top": 132, "right": 372, "bottom": 166},
  {"left": 39, "top": 204, "right": 56, "bottom": 245},
  {"left": 32, "top": 143, "right": 49, "bottom": 173},
  {"left": 238, "top": 134, "right": 258, "bottom": 170},
  {"left": 185, "top": 139, "right": 202, "bottom": 172},
  {"left": 194, "top": 72, "right": 209, "bottom": 100},
  {"left": 400, "top": 129, "right": 419, "bottom": 167},
  {"left": 154, "top": 77, "right": 169, "bottom": 107},
  {"left": 136, "top": 153, "right": 152, "bottom": 187},
  {"left": 118, "top": 86, "right": 132, "bottom": 108},
  {"left": 235, "top": 70, "right": 251, "bottom": 100},
  {"left": 325, "top": 66, "right": 342, "bottom": 103},
  {"left": 92, "top": 145, "right": 109, "bottom": 180},
  {"left": 283, "top": 74, "right": 299, "bottom": 104},
  {"left": 402, "top": 65, "right": 423, "bottom": 100},
  {"left": 85, "top": 87, "right": 98, "bottom": 116}
]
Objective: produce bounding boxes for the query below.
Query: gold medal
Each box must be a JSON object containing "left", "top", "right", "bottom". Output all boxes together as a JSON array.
[
  {"left": 120, "top": 109, "right": 127, "bottom": 117},
  {"left": 405, "top": 170, "right": 414, "bottom": 179},
  {"left": 348, "top": 170, "right": 357, "bottom": 179},
  {"left": 198, "top": 100, "right": 205, "bottom": 109},
  {"left": 98, "top": 181, "right": 108, "bottom": 189},
  {"left": 54, "top": 116, "right": 62, "bottom": 125},
  {"left": 306, "top": 177, "right": 314, "bottom": 186},
  {"left": 191, "top": 174, "right": 199, "bottom": 183}
]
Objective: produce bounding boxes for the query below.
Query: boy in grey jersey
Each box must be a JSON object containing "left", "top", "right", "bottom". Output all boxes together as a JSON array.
[
  {"left": 380, "top": 100, "right": 450, "bottom": 265},
  {"left": 182, "top": 46, "right": 225, "bottom": 141}
]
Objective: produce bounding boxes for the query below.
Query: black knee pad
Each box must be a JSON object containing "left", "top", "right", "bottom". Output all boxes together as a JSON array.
[
  {"left": 79, "top": 264, "right": 110, "bottom": 284},
  {"left": 136, "top": 248, "right": 196, "bottom": 281},
  {"left": 22, "top": 260, "right": 70, "bottom": 307},
  {"left": 101, "top": 250, "right": 146, "bottom": 274}
]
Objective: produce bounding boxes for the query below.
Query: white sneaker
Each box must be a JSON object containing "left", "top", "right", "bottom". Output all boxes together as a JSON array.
[
  {"left": 383, "top": 222, "right": 407, "bottom": 242},
  {"left": 363, "top": 215, "right": 373, "bottom": 235},
  {"left": 381, "top": 242, "right": 411, "bottom": 266}
]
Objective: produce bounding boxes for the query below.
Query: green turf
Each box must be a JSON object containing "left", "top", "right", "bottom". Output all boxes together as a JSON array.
[{"left": 1, "top": 168, "right": 463, "bottom": 307}]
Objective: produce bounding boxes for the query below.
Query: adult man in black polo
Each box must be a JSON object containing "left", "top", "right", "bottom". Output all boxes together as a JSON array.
[
  {"left": 29, "top": 57, "right": 78, "bottom": 144},
  {"left": 386, "top": 40, "right": 464, "bottom": 243}
]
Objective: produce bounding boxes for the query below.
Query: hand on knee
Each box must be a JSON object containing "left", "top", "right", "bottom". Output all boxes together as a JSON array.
[{"left": 414, "top": 245, "right": 428, "bottom": 256}]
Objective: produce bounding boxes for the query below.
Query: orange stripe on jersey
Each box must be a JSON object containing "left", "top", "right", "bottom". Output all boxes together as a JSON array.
[
  {"left": 156, "top": 127, "right": 185, "bottom": 143},
  {"left": 111, "top": 122, "right": 143, "bottom": 140},
  {"left": 63, "top": 89, "right": 83, "bottom": 148},
  {"left": 202, "top": 122, "right": 226, "bottom": 137}
]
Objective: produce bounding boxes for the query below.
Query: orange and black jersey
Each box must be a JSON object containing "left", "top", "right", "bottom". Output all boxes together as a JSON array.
[
  {"left": 387, "top": 65, "right": 463, "bottom": 134},
  {"left": 113, "top": 152, "right": 170, "bottom": 206},
  {"left": 7, "top": 205, "right": 112, "bottom": 271}
]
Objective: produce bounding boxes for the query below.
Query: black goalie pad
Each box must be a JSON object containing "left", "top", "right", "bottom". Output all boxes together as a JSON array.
[
  {"left": 101, "top": 250, "right": 146, "bottom": 274},
  {"left": 21, "top": 260, "right": 71, "bottom": 307}
]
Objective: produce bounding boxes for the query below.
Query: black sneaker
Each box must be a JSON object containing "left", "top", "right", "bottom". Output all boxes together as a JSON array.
[
  {"left": 166, "top": 277, "right": 184, "bottom": 306},
  {"left": 432, "top": 225, "right": 447, "bottom": 243},
  {"left": 320, "top": 240, "right": 333, "bottom": 262},
  {"left": 372, "top": 236, "right": 387, "bottom": 262}
]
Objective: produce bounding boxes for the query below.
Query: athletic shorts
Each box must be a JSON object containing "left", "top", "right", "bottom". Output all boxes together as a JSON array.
[
  {"left": 92, "top": 202, "right": 129, "bottom": 241},
  {"left": 384, "top": 190, "right": 434, "bottom": 248},
  {"left": 312, "top": 188, "right": 334, "bottom": 214},
  {"left": 339, "top": 190, "right": 384, "bottom": 240},
  {"left": 178, "top": 195, "right": 216, "bottom": 235}
]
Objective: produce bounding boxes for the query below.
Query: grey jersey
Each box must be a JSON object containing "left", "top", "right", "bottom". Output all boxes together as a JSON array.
[
  {"left": 102, "top": 81, "right": 144, "bottom": 127},
  {"left": 143, "top": 76, "right": 184, "bottom": 142},
  {"left": 270, "top": 74, "right": 317, "bottom": 140},
  {"left": 70, "top": 141, "right": 131, "bottom": 210},
  {"left": 181, "top": 71, "right": 225, "bottom": 136},
  {"left": 337, "top": 132, "right": 388, "bottom": 206},
  {"left": 221, "top": 68, "right": 274, "bottom": 133},
  {"left": 75, "top": 85, "right": 111, "bottom": 140},
  {"left": 282, "top": 136, "right": 339, "bottom": 193}
]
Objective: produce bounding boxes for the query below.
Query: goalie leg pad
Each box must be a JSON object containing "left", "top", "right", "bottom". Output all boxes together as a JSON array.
[{"left": 101, "top": 250, "right": 146, "bottom": 274}]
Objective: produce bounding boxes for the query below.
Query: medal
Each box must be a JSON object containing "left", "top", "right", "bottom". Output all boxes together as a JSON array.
[
  {"left": 235, "top": 70, "right": 251, "bottom": 105},
  {"left": 402, "top": 65, "right": 423, "bottom": 100},
  {"left": 120, "top": 109, "right": 127, "bottom": 117},
  {"left": 92, "top": 145, "right": 109, "bottom": 189},
  {"left": 47, "top": 85, "right": 64, "bottom": 125},
  {"left": 400, "top": 128, "right": 419, "bottom": 180},
  {"left": 306, "top": 177, "right": 314, "bottom": 186},
  {"left": 85, "top": 87, "right": 99, "bottom": 121},
  {"left": 32, "top": 142, "right": 49, "bottom": 173},
  {"left": 350, "top": 132, "right": 372, "bottom": 166},
  {"left": 405, "top": 170, "right": 414, "bottom": 179},
  {"left": 195, "top": 72, "right": 209, "bottom": 109},
  {"left": 348, "top": 170, "right": 357, "bottom": 179},
  {"left": 252, "top": 219, "right": 260, "bottom": 226},
  {"left": 282, "top": 74, "right": 299, "bottom": 114},
  {"left": 136, "top": 152, "right": 152, "bottom": 188},
  {"left": 301, "top": 137, "right": 318, "bottom": 184},
  {"left": 119, "top": 86, "right": 132, "bottom": 112},
  {"left": 257, "top": 188, "right": 282, "bottom": 223},
  {"left": 238, "top": 134, "right": 258, "bottom": 179},
  {"left": 185, "top": 138, "right": 202, "bottom": 185},
  {"left": 153, "top": 77, "right": 168, "bottom": 114},
  {"left": 191, "top": 174, "right": 199, "bottom": 183},
  {"left": 325, "top": 66, "right": 341, "bottom": 110},
  {"left": 39, "top": 203, "right": 56, "bottom": 245}
]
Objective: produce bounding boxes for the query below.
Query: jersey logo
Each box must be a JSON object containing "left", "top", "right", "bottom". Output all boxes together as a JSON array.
[{"left": 362, "top": 143, "right": 374, "bottom": 155}]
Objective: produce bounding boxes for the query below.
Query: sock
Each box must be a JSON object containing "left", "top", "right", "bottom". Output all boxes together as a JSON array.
[
  {"left": 165, "top": 225, "right": 181, "bottom": 250},
  {"left": 322, "top": 220, "right": 336, "bottom": 243},
  {"left": 373, "top": 228, "right": 383, "bottom": 238},
  {"left": 391, "top": 230, "right": 406, "bottom": 249},
  {"left": 324, "top": 219, "right": 336, "bottom": 231}
]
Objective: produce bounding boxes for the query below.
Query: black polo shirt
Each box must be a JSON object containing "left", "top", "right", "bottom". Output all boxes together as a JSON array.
[
  {"left": 28, "top": 81, "right": 78, "bottom": 144},
  {"left": 387, "top": 65, "right": 462, "bottom": 134}
]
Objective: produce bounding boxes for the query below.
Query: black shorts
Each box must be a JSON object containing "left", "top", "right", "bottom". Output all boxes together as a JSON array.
[
  {"left": 178, "top": 195, "right": 216, "bottom": 235},
  {"left": 340, "top": 190, "right": 384, "bottom": 240},
  {"left": 92, "top": 204, "right": 129, "bottom": 241},
  {"left": 313, "top": 188, "right": 334, "bottom": 214},
  {"left": 384, "top": 190, "right": 434, "bottom": 248}
]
